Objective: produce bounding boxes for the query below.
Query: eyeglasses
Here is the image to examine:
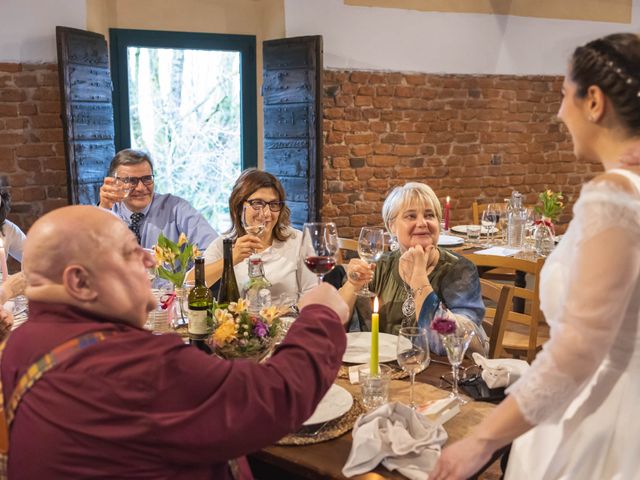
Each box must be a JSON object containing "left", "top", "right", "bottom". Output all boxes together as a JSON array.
[
  {"left": 246, "top": 199, "right": 285, "bottom": 212},
  {"left": 116, "top": 175, "right": 154, "bottom": 187}
]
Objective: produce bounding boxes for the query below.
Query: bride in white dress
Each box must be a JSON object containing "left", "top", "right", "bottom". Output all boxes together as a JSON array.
[{"left": 431, "top": 33, "right": 640, "bottom": 480}]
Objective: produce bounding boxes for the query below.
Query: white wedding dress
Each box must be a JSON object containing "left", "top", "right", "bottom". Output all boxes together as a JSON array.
[{"left": 505, "top": 169, "right": 640, "bottom": 480}]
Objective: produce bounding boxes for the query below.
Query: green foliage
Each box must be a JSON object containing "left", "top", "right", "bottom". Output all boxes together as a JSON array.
[
  {"left": 534, "top": 189, "right": 565, "bottom": 222},
  {"left": 154, "top": 233, "right": 199, "bottom": 288}
]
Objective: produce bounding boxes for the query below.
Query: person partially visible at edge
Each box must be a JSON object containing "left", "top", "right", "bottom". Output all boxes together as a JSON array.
[
  {"left": 191, "top": 168, "right": 317, "bottom": 301},
  {"left": 98, "top": 149, "right": 218, "bottom": 251},
  {"left": 340, "top": 182, "right": 487, "bottom": 356},
  {"left": 0, "top": 188, "right": 26, "bottom": 262},
  {"left": 431, "top": 33, "right": 640, "bottom": 480},
  {"left": 2, "top": 205, "right": 348, "bottom": 479}
]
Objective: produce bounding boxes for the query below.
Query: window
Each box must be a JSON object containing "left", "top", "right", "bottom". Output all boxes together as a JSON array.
[{"left": 110, "top": 29, "right": 257, "bottom": 232}]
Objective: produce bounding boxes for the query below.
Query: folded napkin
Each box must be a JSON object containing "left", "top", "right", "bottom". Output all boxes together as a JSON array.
[
  {"left": 342, "top": 402, "right": 447, "bottom": 480},
  {"left": 472, "top": 353, "right": 530, "bottom": 389}
]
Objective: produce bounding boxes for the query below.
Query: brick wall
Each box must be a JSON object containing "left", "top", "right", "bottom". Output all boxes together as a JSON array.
[
  {"left": 0, "top": 62, "right": 68, "bottom": 239},
  {"left": 321, "top": 70, "right": 602, "bottom": 239}
]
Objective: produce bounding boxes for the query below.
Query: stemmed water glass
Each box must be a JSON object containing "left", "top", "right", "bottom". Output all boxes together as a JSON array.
[
  {"left": 396, "top": 327, "right": 430, "bottom": 409},
  {"left": 481, "top": 205, "right": 498, "bottom": 245},
  {"left": 356, "top": 227, "right": 384, "bottom": 297},
  {"left": 301, "top": 222, "right": 339, "bottom": 284}
]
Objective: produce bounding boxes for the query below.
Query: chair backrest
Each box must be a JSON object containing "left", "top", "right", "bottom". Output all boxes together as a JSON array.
[
  {"left": 337, "top": 237, "right": 358, "bottom": 265},
  {"left": 472, "top": 201, "right": 491, "bottom": 225},
  {"left": 465, "top": 253, "right": 546, "bottom": 361},
  {"left": 479, "top": 278, "right": 514, "bottom": 359}
]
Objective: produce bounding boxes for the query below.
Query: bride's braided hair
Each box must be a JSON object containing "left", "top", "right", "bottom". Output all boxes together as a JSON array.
[{"left": 571, "top": 33, "right": 640, "bottom": 132}]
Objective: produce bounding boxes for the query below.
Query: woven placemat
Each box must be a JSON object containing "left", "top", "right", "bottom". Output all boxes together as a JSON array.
[
  {"left": 276, "top": 399, "right": 366, "bottom": 446},
  {"left": 338, "top": 363, "right": 409, "bottom": 381}
]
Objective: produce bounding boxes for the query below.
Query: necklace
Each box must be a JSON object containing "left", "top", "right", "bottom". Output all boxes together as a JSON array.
[{"left": 401, "top": 282, "right": 416, "bottom": 318}]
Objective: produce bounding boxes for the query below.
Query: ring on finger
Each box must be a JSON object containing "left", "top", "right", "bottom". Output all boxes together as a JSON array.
[{"left": 349, "top": 271, "right": 360, "bottom": 281}]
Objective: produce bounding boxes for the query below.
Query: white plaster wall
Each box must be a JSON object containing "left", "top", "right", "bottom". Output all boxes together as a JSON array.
[
  {"left": 0, "top": 0, "right": 86, "bottom": 62},
  {"left": 285, "top": 0, "right": 640, "bottom": 75}
]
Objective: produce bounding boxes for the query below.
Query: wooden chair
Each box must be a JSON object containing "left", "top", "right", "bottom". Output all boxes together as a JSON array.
[
  {"left": 337, "top": 237, "right": 358, "bottom": 265},
  {"left": 465, "top": 254, "right": 548, "bottom": 362},
  {"left": 479, "top": 278, "right": 514, "bottom": 359},
  {"left": 472, "top": 201, "right": 492, "bottom": 225}
]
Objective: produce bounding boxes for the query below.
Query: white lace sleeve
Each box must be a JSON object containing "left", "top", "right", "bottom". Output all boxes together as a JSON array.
[{"left": 508, "top": 179, "right": 640, "bottom": 425}]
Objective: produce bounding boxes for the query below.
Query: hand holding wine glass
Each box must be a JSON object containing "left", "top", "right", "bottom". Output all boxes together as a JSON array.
[
  {"left": 396, "top": 327, "right": 430, "bottom": 409},
  {"left": 356, "top": 227, "right": 384, "bottom": 297},
  {"left": 302, "top": 222, "right": 338, "bottom": 284}
]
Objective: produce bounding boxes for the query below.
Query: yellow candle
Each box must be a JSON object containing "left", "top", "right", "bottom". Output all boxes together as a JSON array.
[{"left": 370, "top": 296, "right": 379, "bottom": 376}]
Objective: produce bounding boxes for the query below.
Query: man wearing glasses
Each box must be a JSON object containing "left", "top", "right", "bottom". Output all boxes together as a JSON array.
[{"left": 98, "top": 149, "right": 217, "bottom": 250}]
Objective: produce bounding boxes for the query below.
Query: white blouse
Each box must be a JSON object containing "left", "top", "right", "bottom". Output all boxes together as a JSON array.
[
  {"left": 1, "top": 220, "right": 26, "bottom": 262},
  {"left": 203, "top": 227, "right": 317, "bottom": 302}
]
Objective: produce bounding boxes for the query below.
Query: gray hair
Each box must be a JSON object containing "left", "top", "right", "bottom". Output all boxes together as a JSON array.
[
  {"left": 107, "top": 149, "right": 154, "bottom": 176},
  {"left": 381, "top": 182, "right": 443, "bottom": 232}
]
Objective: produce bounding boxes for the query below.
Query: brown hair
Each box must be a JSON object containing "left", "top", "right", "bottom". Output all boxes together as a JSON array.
[
  {"left": 571, "top": 33, "right": 640, "bottom": 134},
  {"left": 107, "top": 149, "right": 154, "bottom": 176},
  {"left": 226, "top": 168, "right": 291, "bottom": 241}
]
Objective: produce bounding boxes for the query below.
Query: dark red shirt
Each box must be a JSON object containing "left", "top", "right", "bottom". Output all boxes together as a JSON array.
[{"left": 2, "top": 301, "right": 346, "bottom": 479}]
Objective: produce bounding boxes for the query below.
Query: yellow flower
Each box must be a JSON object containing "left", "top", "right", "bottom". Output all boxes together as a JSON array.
[
  {"left": 213, "top": 319, "right": 237, "bottom": 345},
  {"left": 192, "top": 245, "right": 201, "bottom": 258},
  {"left": 229, "top": 298, "right": 249, "bottom": 313},
  {"left": 546, "top": 189, "right": 553, "bottom": 197},
  {"left": 177, "top": 232, "right": 188, "bottom": 247},
  {"left": 260, "top": 305, "right": 286, "bottom": 324},
  {"left": 214, "top": 308, "right": 234, "bottom": 324}
]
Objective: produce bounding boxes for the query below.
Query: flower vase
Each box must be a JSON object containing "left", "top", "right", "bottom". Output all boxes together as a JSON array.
[
  {"left": 534, "top": 217, "right": 555, "bottom": 257},
  {"left": 171, "top": 287, "right": 189, "bottom": 328}
]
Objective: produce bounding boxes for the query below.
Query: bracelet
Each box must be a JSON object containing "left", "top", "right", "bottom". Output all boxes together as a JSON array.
[{"left": 411, "top": 284, "right": 431, "bottom": 297}]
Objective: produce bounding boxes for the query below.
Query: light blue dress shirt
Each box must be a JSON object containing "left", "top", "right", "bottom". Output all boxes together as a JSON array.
[{"left": 112, "top": 193, "right": 218, "bottom": 250}]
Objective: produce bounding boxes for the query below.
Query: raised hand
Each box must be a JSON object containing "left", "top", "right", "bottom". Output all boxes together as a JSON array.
[
  {"left": 231, "top": 235, "right": 264, "bottom": 265},
  {"left": 98, "top": 177, "right": 126, "bottom": 209},
  {"left": 345, "top": 258, "right": 375, "bottom": 289}
]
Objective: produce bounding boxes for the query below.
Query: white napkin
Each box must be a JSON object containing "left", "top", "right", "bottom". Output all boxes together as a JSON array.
[
  {"left": 342, "top": 402, "right": 447, "bottom": 480},
  {"left": 472, "top": 353, "right": 530, "bottom": 389},
  {"left": 473, "top": 246, "right": 521, "bottom": 257}
]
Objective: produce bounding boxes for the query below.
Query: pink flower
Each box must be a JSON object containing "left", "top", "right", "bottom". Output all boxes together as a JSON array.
[{"left": 432, "top": 316, "right": 456, "bottom": 335}]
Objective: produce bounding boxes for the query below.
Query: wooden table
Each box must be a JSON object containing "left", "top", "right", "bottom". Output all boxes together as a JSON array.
[{"left": 249, "top": 360, "right": 500, "bottom": 479}]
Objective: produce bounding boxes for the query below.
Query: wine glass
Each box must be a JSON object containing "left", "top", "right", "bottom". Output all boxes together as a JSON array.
[
  {"left": 481, "top": 205, "right": 498, "bottom": 245},
  {"left": 113, "top": 173, "right": 134, "bottom": 200},
  {"left": 356, "top": 227, "right": 384, "bottom": 297},
  {"left": 143, "top": 248, "right": 157, "bottom": 284},
  {"left": 301, "top": 222, "right": 339, "bottom": 284},
  {"left": 396, "top": 327, "right": 430, "bottom": 409},
  {"left": 241, "top": 204, "right": 266, "bottom": 254},
  {"left": 440, "top": 325, "right": 476, "bottom": 405},
  {"left": 241, "top": 204, "right": 266, "bottom": 237}
]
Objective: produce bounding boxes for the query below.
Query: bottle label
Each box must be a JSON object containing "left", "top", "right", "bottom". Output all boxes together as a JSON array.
[{"left": 188, "top": 309, "right": 209, "bottom": 335}]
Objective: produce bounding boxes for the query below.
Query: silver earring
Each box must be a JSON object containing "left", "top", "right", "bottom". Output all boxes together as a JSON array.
[{"left": 389, "top": 234, "right": 399, "bottom": 252}]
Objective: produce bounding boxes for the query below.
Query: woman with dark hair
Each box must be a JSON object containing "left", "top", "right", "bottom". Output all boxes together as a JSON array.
[
  {"left": 199, "top": 169, "right": 316, "bottom": 300},
  {"left": 0, "top": 189, "right": 26, "bottom": 262},
  {"left": 431, "top": 33, "right": 640, "bottom": 480}
]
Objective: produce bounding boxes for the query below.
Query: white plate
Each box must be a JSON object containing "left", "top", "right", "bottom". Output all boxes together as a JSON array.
[
  {"left": 343, "top": 332, "right": 412, "bottom": 364},
  {"left": 450, "top": 225, "right": 498, "bottom": 235},
  {"left": 303, "top": 384, "right": 353, "bottom": 425},
  {"left": 438, "top": 235, "right": 464, "bottom": 247}
]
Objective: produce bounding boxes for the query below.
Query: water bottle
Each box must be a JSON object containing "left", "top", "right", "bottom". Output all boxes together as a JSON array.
[
  {"left": 244, "top": 254, "right": 272, "bottom": 314},
  {"left": 534, "top": 221, "right": 555, "bottom": 257},
  {"left": 507, "top": 191, "right": 526, "bottom": 248}
]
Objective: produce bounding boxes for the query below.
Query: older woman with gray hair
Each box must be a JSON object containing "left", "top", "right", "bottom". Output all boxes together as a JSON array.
[{"left": 340, "top": 182, "right": 486, "bottom": 356}]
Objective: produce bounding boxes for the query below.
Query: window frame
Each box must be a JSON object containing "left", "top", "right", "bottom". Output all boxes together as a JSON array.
[{"left": 109, "top": 28, "right": 257, "bottom": 169}]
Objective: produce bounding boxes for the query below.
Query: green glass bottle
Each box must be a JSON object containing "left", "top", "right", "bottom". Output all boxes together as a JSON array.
[
  {"left": 216, "top": 237, "right": 240, "bottom": 307},
  {"left": 188, "top": 257, "right": 213, "bottom": 353}
]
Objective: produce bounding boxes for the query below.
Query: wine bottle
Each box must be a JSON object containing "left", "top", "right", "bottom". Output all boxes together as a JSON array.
[
  {"left": 216, "top": 237, "right": 240, "bottom": 306},
  {"left": 188, "top": 257, "right": 213, "bottom": 353}
]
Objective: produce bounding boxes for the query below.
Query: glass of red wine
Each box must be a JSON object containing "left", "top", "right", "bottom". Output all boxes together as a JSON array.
[{"left": 302, "top": 222, "right": 339, "bottom": 284}]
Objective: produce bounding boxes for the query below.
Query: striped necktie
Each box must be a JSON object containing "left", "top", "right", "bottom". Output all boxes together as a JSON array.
[{"left": 129, "top": 212, "right": 144, "bottom": 244}]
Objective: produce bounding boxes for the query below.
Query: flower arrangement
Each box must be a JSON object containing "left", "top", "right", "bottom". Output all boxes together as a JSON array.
[
  {"left": 534, "top": 189, "right": 564, "bottom": 223},
  {"left": 153, "top": 233, "right": 201, "bottom": 289},
  {"left": 211, "top": 298, "right": 287, "bottom": 360}
]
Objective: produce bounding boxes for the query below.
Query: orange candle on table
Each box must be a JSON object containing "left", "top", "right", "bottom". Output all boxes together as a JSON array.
[
  {"left": 370, "top": 296, "right": 379, "bottom": 376},
  {"left": 444, "top": 196, "right": 451, "bottom": 231}
]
